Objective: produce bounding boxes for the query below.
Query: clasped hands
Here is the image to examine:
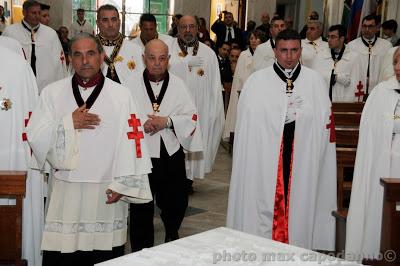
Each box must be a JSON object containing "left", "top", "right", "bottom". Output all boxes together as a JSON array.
[{"left": 144, "top": 114, "right": 168, "bottom": 136}]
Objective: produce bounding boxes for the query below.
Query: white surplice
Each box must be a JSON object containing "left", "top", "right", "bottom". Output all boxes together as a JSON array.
[
  {"left": 3, "top": 22, "right": 68, "bottom": 93},
  {"left": 227, "top": 65, "right": 337, "bottom": 251},
  {"left": 252, "top": 39, "right": 276, "bottom": 72},
  {"left": 126, "top": 72, "right": 203, "bottom": 157},
  {"left": 348, "top": 37, "right": 392, "bottom": 95},
  {"left": 27, "top": 77, "right": 153, "bottom": 253},
  {"left": 346, "top": 76, "right": 400, "bottom": 260},
  {"left": 301, "top": 37, "right": 329, "bottom": 67},
  {"left": 169, "top": 39, "right": 225, "bottom": 179},
  {"left": 311, "top": 46, "right": 361, "bottom": 102},
  {"left": 0, "top": 47, "right": 43, "bottom": 266},
  {"left": 223, "top": 48, "right": 254, "bottom": 140}
]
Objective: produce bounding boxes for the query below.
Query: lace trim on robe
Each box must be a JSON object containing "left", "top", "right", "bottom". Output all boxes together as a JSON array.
[
  {"left": 44, "top": 220, "right": 125, "bottom": 234},
  {"left": 114, "top": 175, "right": 148, "bottom": 188},
  {"left": 55, "top": 122, "right": 66, "bottom": 164}
]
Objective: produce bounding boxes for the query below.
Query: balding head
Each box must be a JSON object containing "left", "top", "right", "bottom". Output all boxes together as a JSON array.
[
  {"left": 178, "top": 15, "right": 198, "bottom": 43},
  {"left": 179, "top": 15, "right": 197, "bottom": 26},
  {"left": 144, "top": 39, "right": 169, "bottom": 56},
  {"left": 143, "top": 39, "right": 170, "bottom": 80}
]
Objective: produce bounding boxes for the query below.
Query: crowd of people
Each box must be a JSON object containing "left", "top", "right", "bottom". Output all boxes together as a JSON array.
[{"left": 1, "top": 0, "right": 400, "bottom": 265}]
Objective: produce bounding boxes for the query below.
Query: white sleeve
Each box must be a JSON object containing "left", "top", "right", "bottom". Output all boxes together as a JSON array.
[
  {"left": 108, "top": 174, "right": 152, "bottom": 204},
  {"left": 27, "top": 92, "right": 79, "bottom": 170}
]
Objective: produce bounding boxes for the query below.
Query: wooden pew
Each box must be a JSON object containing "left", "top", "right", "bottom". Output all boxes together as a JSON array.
[
  {"left": 379, "top": 178, "right": 400, "bottom": 265},
  {"left": 0, "top": 171, "right": 27, "bottom": 266},
  {"left": 331, "top": 102, "right": 364, "bottom": 255}
]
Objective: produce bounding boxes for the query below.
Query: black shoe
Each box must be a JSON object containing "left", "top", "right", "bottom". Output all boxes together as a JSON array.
[{"left": 188, "top": 185, "right": 194, "bottom": 195}]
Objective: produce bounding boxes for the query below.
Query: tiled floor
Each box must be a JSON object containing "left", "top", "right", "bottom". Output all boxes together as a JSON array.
[
  {"left": 125, "top": 144, "right": 232, "bottom": 252},
  {"left": 154, "top": 144, "right": 232, "bottom": 246}
]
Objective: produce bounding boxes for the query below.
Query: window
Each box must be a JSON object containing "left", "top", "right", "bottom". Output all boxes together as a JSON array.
[{"left": 72, "top": 0, "right": 174, "bottom": 37}]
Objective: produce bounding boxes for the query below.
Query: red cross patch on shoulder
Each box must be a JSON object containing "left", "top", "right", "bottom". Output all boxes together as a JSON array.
[{"left": 127, "top": 114, "right": 144, "bottom": 158}]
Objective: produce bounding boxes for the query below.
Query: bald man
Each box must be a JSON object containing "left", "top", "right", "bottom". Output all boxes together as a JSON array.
[
  {"left": 169, "top": 15, "right": 224, "bottom": 188},
  {"left": 127, "top": 39, "right": 202, "bottom": 251}
]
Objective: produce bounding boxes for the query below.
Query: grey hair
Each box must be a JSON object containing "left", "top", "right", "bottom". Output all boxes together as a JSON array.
[
  {"left": 308, "top": 20, "right": 323, "bottom": 29},
  {"left": 393, "top": 47, "right": 400, "bottom": 65},
  {"left": 68, "top": 32, "right": 104, "bottom": 55},
  {"left": 23, "top": 0, "right": 40, "bottom": 11}
]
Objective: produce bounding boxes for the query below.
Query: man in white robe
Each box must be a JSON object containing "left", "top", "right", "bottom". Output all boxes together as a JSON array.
[
  {"left": 346, "top": 47, "right": 400, "bottom": 262},
  {"left": 169, "top": 15, "right": 225, "bottom": 181},
  {"left": 127, "top": 39, "right": 202, "bottom": 251},
  {"left": 26, "top": 33, "right": 152, "bottom": 265},
  {"left": 2, "top": 0, "right": 67, "bottom": 93},
  {"left": 348, "top": 15, "right": 392, "bottom": 100},
  {"left": 0, "top": 46, "right": 43, "bottom": 266},
  {"left": 227, "top": 29, "right": 337, "bottom": 251},
  {"left": 69, "top": 8, "right": 94, "bottom": 38},
  {"left": 252, "top": 16, "right": 286, "bottom": 71},
  {"left": 301, "top": 20, "right": 329, "bottom": 68},
  {"left": 96, "top": 4, "right": 144, "bottom": 85},
  {"left": 131, "top": 13, "right": 173, "bottom": 52},
  {"left": 311, "top": 24, "right": 360, "bottom": 102}
]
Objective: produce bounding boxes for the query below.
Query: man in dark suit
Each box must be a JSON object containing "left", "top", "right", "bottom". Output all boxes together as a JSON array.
[{"left": 211, "top": 11, "right": 243, "bottom": 49}]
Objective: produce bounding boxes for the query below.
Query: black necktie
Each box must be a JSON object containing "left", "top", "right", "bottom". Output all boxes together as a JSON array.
[
  {"left": 227, "top": 27, "right": 233, "bottom": 42},
  {"left": 361, "top": 37, "right": 377, "bottom": 98},
  {"left": 22, "top": 21, "right": 39, "bottom": 76}
]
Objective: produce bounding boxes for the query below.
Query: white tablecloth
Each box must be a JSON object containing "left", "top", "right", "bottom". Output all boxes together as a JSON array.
[{"left": 96, "top": 227, "right": 360, "bottom": 265}]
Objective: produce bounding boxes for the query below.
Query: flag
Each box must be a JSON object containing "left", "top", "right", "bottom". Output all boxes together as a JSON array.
[{"left": 347, "top": 0, "right": 364, "bottom": 41}]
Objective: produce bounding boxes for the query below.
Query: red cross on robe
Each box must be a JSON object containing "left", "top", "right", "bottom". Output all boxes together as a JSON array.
[
  {"left": 22, "top": 112, "right": 32, "bottom": 141},
  {"left": 355, "top": 81, "right": 365, "bottom": 103},
  {"left": 326, "top": 110, "right": 336, "bottom": 143},
  {"left": 60, "top": 51, "right": 65, "bottom": 65},
  {"left": 127, "top": 114, "right": 144, "bottom": 158}
]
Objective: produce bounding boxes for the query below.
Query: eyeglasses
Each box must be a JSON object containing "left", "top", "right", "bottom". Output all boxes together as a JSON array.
[{"left": 179, "top": 24, "right": 197, "bottom": 30}]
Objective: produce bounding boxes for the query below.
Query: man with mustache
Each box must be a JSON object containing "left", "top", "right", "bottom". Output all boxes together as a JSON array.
[
  {"left": 27, "top": 33, "right": 152, "bottom": 266},
  {"left": 169, "top": 15, "right": 225, "bottom": 193}
]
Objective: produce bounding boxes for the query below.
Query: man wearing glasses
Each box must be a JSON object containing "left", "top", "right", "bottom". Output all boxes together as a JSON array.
[
  {"left": 348, "top": 15, "right": 392, "bottom": 100},
  {"left": 311, "top": 24, "right": 360, "bottom": 102},
  {"left": 169, "top": 15, "right": 225, "bottom": 194}
]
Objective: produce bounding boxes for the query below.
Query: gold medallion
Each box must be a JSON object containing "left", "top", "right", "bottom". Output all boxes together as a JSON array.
[
  {"left": 152, "top": 103, "right": 160, "bottom": 113},
  {"left": 1, "top": 98, "right": 12, "bottom": 111},
  {"left": 127, "top": 60, "right": 136, "bottom": 70},
  {"left": 197, "top": 68, "right": 204, "bottom": 76}
]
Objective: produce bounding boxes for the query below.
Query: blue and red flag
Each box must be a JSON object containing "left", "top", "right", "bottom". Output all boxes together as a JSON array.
[{"left": 347, "top": 0, "right": 364, "bottom": 41}]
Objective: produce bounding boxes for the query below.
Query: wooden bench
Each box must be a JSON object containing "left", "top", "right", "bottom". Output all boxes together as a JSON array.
[
  {"left": 331, "top": 102, "right": 364, "bottom": 254},
  {"left": 379, "top": 178, "right": 400, "bottom": 265},
  {"left": 0, "top": 171, "right": 27, "bottom": 266}
]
